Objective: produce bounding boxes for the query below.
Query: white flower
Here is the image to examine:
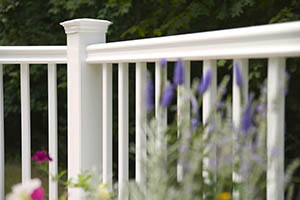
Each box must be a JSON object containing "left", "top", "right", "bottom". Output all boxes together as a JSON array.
[{"left": 6, "top": 179, "right": 41, "bottom": 200}]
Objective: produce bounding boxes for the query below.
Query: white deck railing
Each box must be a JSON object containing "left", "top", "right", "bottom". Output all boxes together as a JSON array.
[
  {"left": 0, "top": 46, "right": 67, "bottom": 200},
  {"left": 0, "top": 18, "right": 299, "bottom": 200}
]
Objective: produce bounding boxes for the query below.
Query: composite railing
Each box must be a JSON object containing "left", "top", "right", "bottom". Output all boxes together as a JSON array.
[
  {"left": 0, "top": 46, "right": 67, "bottom": 199},
  {"left": 0, "top": 18, "right": 300, "bottom": 200}
]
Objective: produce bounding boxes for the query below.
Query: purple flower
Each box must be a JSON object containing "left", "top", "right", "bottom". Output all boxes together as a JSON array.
[
  {"left": 256, "top": 103, "right": 265, "bottom": 114},
  {"left": 32, "top": 151, "right": 52, "bottom": 162},
  {"left": 208, "top": 123, "right": 217, "bottom": 133},
  {"left": 191, "top": 118, "right": 200, "bottom": 131},
  {"left": 145, "top": 73, "right": 154, "bottom": 112},
  {"left": 198, "top": 70, "right": 212, "bottom": 94},
  {"left": 173, "top": 59, "right": 184, "bottom": 86},
  {"left": 217, "top": 101, "right": 223, "bottom": 110},
  {"left": 234, "top": 63, "right": 243, "bottom": 88},
  {"left": 161, "top": 83, "right": 174, "bottom": 107},
  {"left": 160, "top": 58, "right": 167, "bottom": 67},
  {"left": 241, "top": 95, "right": 254, "bottom": 132}
]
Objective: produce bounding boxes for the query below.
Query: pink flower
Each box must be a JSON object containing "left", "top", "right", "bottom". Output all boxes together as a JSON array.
[
  {"left": 31, "top": 187, "right": 44, "bottom": 200},
  {"left": 6, "top": 179, "right": 42, "bottom": 200},
  {"left": 32, "top": 151, "right": 53, "bottom": 162}
]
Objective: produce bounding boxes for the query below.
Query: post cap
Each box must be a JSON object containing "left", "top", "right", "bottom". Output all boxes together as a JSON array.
[{"left": 60, "top": 18, "right": 112, "bottom": 34}]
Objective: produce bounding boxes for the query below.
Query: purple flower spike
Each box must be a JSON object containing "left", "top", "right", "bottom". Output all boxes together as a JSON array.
[
  {"left": 145, "top": 73, "right": 154, "bottom": 112},
  {"left": 256, "top": 103, "right": 265, "bottom": 114},
  {"left": 234, "top": 63, "right": 243, "bottom": 88},
  {"left": 160, "top": 58, "right": 167, "bottom": 67},
  {"left": 173, "top": 59, "right": 184, "bottom": 86},
  {"left": 161, "top": 83, "right": 174, "bottom": 107},
  {"left": 208, "top": 123, "right": 217, "bottom": 133},
  {"left": 241, "top": 95, "right": 254, "bottom": 132},
  {"left": 198, "top": 70, "right": 212, "bottom": 94},
  {"left": 191, "top": 118, "right": 200, "bottom": 131}
]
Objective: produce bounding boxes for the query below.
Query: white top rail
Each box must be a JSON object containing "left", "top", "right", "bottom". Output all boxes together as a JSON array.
[
  {"left": 86, "top": 21, "right": 300, "bottom": 63},
  {"left": 0, "top": 46, "right": 67, "bottom": 64}
]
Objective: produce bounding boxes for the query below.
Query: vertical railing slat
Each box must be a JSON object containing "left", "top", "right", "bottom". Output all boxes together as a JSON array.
[
  {"left": 177, "top": 61, "right": 191, "bottom": 182},
  {"left": 0, "top": 64, "right": 4, "bottom": 200},
  {"left": 20, "top": 63, "right": 31, "bottom": 182},
  {"left": 155, "top": 60, "right": 167, "bottom": 120},
  {"left": 118, "top": 63, "right": 129, "bottom": 199},
  {"left": 155, "top": 61, "right": 167, "bottom": 162},
  {"left": 202, "top": 60, "right": 217, "bottom": 188},
  {"left": 135, "top": 62, "right": 147, "bottom": 184},
  {"left": 232, "top": 59, "right": 248, "bottom": 200},
  {"left": 103, "top": 63, "right": 113, "bottom": 185},
  {"left": 48, "top": 63, "right": 58, "bottom": 200},
  {"left": 202, "top": 60, "right": 217, "bottom": 123},
  {"left": 267, "top": 58, "right": 285, "bottom": 200}
]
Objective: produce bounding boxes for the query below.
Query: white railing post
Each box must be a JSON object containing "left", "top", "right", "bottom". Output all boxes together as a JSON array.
[
  {"left": 267, "top": 58, "right": 285, "bottom": 200},
  {"left": 60, "top": 19, "right": 111, "bottom": 199}
]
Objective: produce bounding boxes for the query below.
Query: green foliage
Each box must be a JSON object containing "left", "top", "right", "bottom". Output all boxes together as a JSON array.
[
  {"left": 270, "top": 0, "right": 300, "bottom": 23},
  {"left": 68, "top": 171, "right": 92, "bottom": 191}
]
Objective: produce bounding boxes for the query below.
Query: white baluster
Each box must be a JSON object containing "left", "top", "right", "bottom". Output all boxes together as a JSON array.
[
  {"left": 118, "top": 63, "right": 129, "bottom": 199},
  {"left": 267, "top": 58, "right": 285, "bottom": 200},
  {"left": 177, "top": 61, "right": 191, "bottom": 182},
  {"left": 202, "top": 60, "right": 217, "bottom": 196},
  {"left": 21, "top": 63, "right": 31, "bottom": 182},
  {"left": 48, "top": 63, "right": 58, "bottom": 200},
  {"left": 155, "top": 60, "right": 167, "bottom": 127},
  {"left": 136, "top": 62, "right": 147, "bottom": 184},
  {"left": 103, "top": 63, "right": 113, "bottom": 186},
  {"left": 232, "top": 59, "right": 248, "bottom": 200},
  {"left": 155, "top": 61, "right": 167, "bottom": 161}
]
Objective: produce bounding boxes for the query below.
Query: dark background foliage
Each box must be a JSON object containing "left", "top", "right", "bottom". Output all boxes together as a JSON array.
[{"left": 1, "top": 0, "right": 300, "bottom": 197}]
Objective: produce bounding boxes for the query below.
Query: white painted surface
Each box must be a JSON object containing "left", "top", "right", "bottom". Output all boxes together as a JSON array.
[
  {"left": 267, "top": 58, "right": 285, "bottom": 200},
  {"left": 155, "top": 61, "right": 167, "bottom": 156},
  {"left": 177, "top": 61, "right": 191, "bottom": 182},
  {"left": 48, "top": 63, "right": 58, "bottom": 200},
  {"left": 232, "top": 59, "right": 249, "bottom": 200},
  {"left": 86, "top": 21, "right": 300, "bottom": 63},
  {"left": 232, "top": 59, "right": 249, "bottom": 127},
  {"left": 61, "top": 18, "right": 111, "bottom": 199},
  {"left": 0, "top": 46, "right": 66, "bottom": 64},
  {"left": 202, "top": 60, "right": 217, "bottom": 188},
  {"left": 135, "top": 62, "right": 147, "bottom": 184},
  {"left": 155, "top": 61, "right": 167, "bottom": 119},
  {"left": 118, "top": 63, "right": 129, "bottom": 199},
  {"left": 0, "top": 64, "right": 4, "bottom": 200},
  {"left": 20, "top": 63, "right": 31, "bottom": 183},
  {"left": 202, "top": 60, "right": 217, "bottom": 129},
  {"left": 103, "top": 63, "right": 113, "bottom": 185}
]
